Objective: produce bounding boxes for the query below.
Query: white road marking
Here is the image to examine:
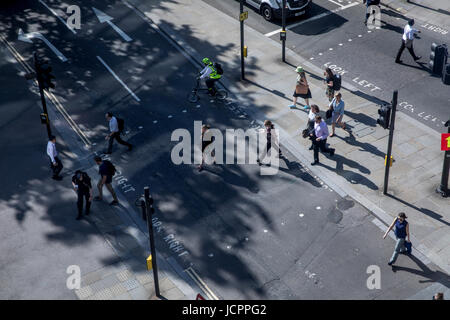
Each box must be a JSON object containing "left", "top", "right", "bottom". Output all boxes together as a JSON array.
[
  {"left": 299, "top": 213, "right": 304, "bottom": 217},
  {"left": 264, "top": 2, "right": 359, "bottom": 37},
  {"left": 92, "top": 7, "right": 132, "bottom": 42},
  {"left": 348, "top": 39, "right": 352, "bottom": 41},
  {"left": 153, "top": 120, "right": 158, "bottom": 123},
  {"left": 39, "top": 0, "right": 76, "bottom": 34},
  {"left": 339, "top": 43, "right": 343, "bottom": 46},
  {"left": 138, "top": 126, "right": 143, "bottom": 129},
  {"left": 168, "top": 115, "right": 173, "bottom": 118},
  {"left": 316, "top": 206, "right": 321, "bottom": 210},
  {"left": 18, "top": 29, "right": 68, "bottom": 62},
  {"left": 328, "top": 0, "right": 344, "bottom": 7},
  {"left": 329, "top": 48, "right": 333, "bottom": 50},
  {"left": 96, "top": 55, "right": 140, "bottom": 102}
]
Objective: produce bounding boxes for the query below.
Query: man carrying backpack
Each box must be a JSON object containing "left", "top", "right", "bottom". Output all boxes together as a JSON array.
[
  {"left": 105, "top": 112, "right": 132, "bottom": 154},
  {"left": 72, "top": 170, "right": 93, "bottom": 220},
  {"left": 199, "top": 58, "right": 222, "bottom": 96},
  {"left": 93, "top": 156, "right": 119, "bottom": 206}
]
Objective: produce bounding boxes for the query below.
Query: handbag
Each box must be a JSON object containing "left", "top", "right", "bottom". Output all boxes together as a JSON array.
[
  {"left": 295, "top": 78, "right": 309, "bottom": 95},
  {"left": 326, "top": 108, "right": 333, "bottom": 119},
  {"left": 302, "top": 128, "right": 309, "bottom": 139},
  {"left": 404, "top": 241, "right": 412, "bottom": 254}
]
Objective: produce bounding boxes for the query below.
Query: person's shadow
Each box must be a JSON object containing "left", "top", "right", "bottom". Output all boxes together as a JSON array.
[{"left": 392, "top": 254, "right": 450, "bottom": 290}]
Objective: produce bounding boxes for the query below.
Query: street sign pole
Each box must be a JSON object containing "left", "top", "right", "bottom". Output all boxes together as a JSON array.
[
  {"left": 144, "top": 187, "right": 160, "bottom": 297},
  {"left": 33, "top": 51, "right": 52, "bottom": 139},
  {"left": 240, "top": 0, "right": 245, "bottom": 80},
  {"left": 282, "top": 0, "right": 286, "bottom": 62},
  {"left": 383, "top": 90, "right": 398, "bottom": 195},
  {"left": 436, "top": 120, "right": 450, "bottom": 197}
]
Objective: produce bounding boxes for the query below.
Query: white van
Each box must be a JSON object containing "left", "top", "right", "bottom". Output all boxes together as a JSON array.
[{"left": 245, "top": 0, "right": 312, "bottom": 21}]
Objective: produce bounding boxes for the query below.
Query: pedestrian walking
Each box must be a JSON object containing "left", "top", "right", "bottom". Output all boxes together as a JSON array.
[
  {"left": 328, "top": 93, "right": 346, "bottom": 137},
  {"left": 395, "top": 19, "right": 422, "bottom": 64},
  {"left": 72, "top": 170, "right": 93, "bottom": 220},
  {"left": 310, "top": 115, "right": 335, "bottom": 165},
  {"left": 104, "top": 112, "right": 132, "bottom": 154},
  {"left": 198, "top": 124, "right": 216, "bottom": 172},
  {"left": 383, "top": 212, "right": 410, "bottom": 266},
  {"left": 93, "top": 156, "right": 119, "bottom": 205},
  {"left": 306, "top": 105, "right": 320, "bottom": 150},
  {"left": 363, "top": 0, "right": 380, "bottom": 25},
  {"left": 46, "top": 135, "right": 63, "bottom": 180},
  {"left": 324, "top": 68, "right": 335, "bottom": 102},
  {"left": 433, "top": 293, "right": 444, "bottom": 300},
  {"left": 258, "top": 120, "right": 282, "bottom": 165},
  {"left": 288, "top": 66, "right": 311, "bottom": 110}
]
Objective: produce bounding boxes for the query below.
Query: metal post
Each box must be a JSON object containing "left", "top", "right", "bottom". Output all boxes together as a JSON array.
[
  {"left": 383, "top": 90, "right": 398, "bottom": 195},
  {"left": 144, "top": 187, "right": 160, "bottom": 297},
  {"left": 436, "top": 121, "right": 450, "bottom": 197},
  {"left": 240, "top": 0, "right": 245, "bottom": 80},
  {"left": 282, "top": 0, "right": 286, "bottom": 62},
  {"left": 34, "top": 52, "right": 52, "bottom": 139}
]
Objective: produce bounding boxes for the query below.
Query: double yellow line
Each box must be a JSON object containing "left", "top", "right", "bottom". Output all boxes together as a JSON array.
[{"left": 0, "top": 33, "right": 91, "bottom": 146}]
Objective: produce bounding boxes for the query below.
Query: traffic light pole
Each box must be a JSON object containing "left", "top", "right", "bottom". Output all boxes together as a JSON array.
[
  {"left": 383, "top": 90, "right": 398, "bottom": 195},
  {"left": 436, "top": 120, "right": 450, "bottom": 197},
  {"left": 144, "top": 187, "right": 160, "bottom": 297},
  {"left": 34, "top": 52, "right": 52, "bottom": 139},
  {"left": 282, "top": 0, "right": 286, "bottom": 62},
  {"left": 240, "top": 0, "right": 245, "bottom": 80}
]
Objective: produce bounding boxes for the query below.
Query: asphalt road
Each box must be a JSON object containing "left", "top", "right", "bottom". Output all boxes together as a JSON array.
[
  {"left": 203, "top": 0, "right": 450, "bottom": 131},
  {"left": 1, "top": 0, "right": 448, "bottom": 299}
]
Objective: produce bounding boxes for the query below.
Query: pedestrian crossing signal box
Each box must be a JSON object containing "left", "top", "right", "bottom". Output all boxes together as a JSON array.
[
  {"left": 40, "top": 113, "right": 48, "bottom": 124},
  {"left": 243, "top": 46, "right": 248, "bottom": 58},
  {"left": 280, "top": 30, "right": 286, "bottom": 41},
  {"left": 146, "top": 254, "right": 152, "bottom": 270},
  {"left": 239, "top": 11, "right": 248, "bottom": 22}
]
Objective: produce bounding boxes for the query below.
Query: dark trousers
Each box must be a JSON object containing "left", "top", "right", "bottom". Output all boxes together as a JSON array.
[
  {"left": 50, "top": 156, "right": 63, "bottom": 177},
  {"left": 313, "top": 139, "right": 334, "bottom": 162},
  {"left": 77, "top": 192, "right": 91, "bottom": 217},
  {"left": 108, "top": 132, "right": 132, "bottom": 153},
  {"left": 396, "top": 40, "right": 418, "bottom": 61},
  {"left": 205, "top": 78, "right": 218, "bottom": 95}
]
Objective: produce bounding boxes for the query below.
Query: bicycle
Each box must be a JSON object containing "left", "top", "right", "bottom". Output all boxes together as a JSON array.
[{"left": 187, "top": 77, "right": 228, "bottom": 103}]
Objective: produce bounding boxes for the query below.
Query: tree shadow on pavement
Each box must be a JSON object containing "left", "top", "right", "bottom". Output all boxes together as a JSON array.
[
  {"left": 278, "top": 155, "right": 322, "bottom": 188},
  {"left": 386, "top": 194, "right": 450, "bottom": 227}
]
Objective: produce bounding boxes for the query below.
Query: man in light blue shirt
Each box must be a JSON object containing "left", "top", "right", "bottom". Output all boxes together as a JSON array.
[
  {"left": 105, "top": 112, "right": 132, "bottom": 154},
  {"left": 310, "top": 116, "right": 335, "bottom": 165}
]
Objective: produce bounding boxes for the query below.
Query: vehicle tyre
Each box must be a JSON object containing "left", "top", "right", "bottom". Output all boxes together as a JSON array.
[
  {"left": 261, "top": 4, "right": 273, "bottom": 21},
  {"left": 187, "top": 91, "right": 199, "bottom": 103},
  {"left": 215, "top": 89, "right": 228, "bottom": 101}
]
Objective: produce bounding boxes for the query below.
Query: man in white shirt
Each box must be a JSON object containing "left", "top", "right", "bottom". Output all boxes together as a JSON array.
[
  {"left": 47, "top": 135, "right": 63, "bottom": 180},
  {"left": 105, "top": 112, "right": 132, "bottom": 154},
  {"left": 395, "top": 19, "right": 421, "bottom": 63},
  {"left": 310, "top": 116, "right": 335, "bottom": 165}
]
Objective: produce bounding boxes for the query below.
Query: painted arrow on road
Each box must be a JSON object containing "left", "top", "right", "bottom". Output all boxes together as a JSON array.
[
  {"left": 92, "top": 7, "right": 132, "bottom": 42},
  {"left": 17, "top": 29, "right": 68, "bottom": 62}
]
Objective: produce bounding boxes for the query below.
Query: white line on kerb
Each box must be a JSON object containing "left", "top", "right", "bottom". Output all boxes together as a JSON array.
[
  {"left": 264, "top": 1, "right": 359, "bottom": 37},
  {"left": 39, "top": 0, "right": 77, "bottom": 34},
  {"left": 96, "top": 56, "right": 141, "bottom": 102},
  {"left": 328, "top": 0, "right": 344, "bottom": 8}
]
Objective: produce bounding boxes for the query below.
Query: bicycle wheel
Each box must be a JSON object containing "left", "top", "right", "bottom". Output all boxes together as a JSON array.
[
  {"left": 215, "top": 89, "right": 228, "bottom": 101},
  {"left": 187, "top": 90, "right": 199, "bottom": 103}
]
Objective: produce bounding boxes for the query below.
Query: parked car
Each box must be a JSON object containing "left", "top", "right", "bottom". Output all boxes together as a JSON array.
[{"left": 245, "top": 0, "right": 312, "bottom": 21}]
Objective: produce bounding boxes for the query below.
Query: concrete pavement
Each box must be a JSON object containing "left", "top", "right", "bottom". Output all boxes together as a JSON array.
[{"left": 125, "top": 0, "right": 450, "bottom": 276}]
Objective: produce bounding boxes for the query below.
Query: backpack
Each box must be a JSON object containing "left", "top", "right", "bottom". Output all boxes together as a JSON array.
[
  {"left": 117, "top": 117, "right": 125, "bottom": 134},
  {"left": 103, "top": 160, "right": 116, "bottom": 176},
  {"left": 213, "top": 62, "right": 223, "bottom": 75},
  {"left": 333, "top": 74, "right": 342, "bottom": 91}
]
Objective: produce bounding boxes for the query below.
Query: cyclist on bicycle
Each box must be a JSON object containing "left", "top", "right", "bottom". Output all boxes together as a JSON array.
[{"left": 199, "top": 58, "right": 221, "bottom": 96}]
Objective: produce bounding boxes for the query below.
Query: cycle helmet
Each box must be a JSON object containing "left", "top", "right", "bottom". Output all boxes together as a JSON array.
[{"left": 202, "top": 57, "right": 211, "bottom": 65}]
